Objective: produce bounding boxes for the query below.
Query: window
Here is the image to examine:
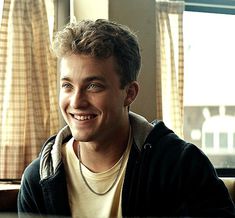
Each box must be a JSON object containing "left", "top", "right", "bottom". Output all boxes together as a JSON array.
[{"left": 184, "top": 1, "right": 235, "bottom": 173}]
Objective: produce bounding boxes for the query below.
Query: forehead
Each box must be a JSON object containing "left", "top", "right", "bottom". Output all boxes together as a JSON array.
[
  {"left": 60, "top": 54, "right": 118, "bottom": 73},
  {"left": 60, "top": 54, "right": 119, "bottom": 79}
]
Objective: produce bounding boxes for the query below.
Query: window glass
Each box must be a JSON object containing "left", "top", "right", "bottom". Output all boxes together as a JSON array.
[
  {"left": 219, "top": 133, "right": 228, "bottom": 148},
  {"left": 183, "top": 11, "right": 235, "bottom": 169},
  {"left": 205, "top": 133, "right": 214, "bottom": 149}
]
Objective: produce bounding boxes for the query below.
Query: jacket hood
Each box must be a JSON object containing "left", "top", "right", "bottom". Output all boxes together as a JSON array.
[{"left": 39, "top": 111, "right": 154, "bottom": 180}]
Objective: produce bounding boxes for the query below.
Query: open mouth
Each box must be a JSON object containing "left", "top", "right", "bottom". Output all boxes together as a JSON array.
[{"left": 71, "top": 114, "right": 97, "bottom": 121}]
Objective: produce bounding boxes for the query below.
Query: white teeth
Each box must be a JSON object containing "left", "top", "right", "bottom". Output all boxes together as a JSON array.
[{"left": 73, "top": 115, "right": 94, "bottom": 121}]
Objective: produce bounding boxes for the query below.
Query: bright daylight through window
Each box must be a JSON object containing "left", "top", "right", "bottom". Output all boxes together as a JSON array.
[{"left": 183, "top": 11, "right": 235, "bottom": 169}]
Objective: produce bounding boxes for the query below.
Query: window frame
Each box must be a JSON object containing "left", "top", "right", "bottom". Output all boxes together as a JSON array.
[{"left": 185, "top": 0, "right": 235, "bottom": 14}]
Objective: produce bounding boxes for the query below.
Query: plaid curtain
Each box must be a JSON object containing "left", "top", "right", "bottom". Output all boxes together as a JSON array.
[
  {"left": 0, "top": 0, "right": 59, "bottom": 179},
  {"left": 155, "top": 0, "right": 184, "bottom": 137}
]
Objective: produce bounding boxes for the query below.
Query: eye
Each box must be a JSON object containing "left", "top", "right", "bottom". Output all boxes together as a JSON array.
[
  {"left": 87, "top": 83, "right": 104, "bottom": 92},
  {"left": 61, "top": 82, "right": 73, "bottom": 90},
  {"left": 87, "top": 83, "right": 97, "bottom": 89}
]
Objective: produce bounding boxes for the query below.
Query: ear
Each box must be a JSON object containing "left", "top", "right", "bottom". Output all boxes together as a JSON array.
[{"left": 124, "top": 81, "right": 139, "bottom": 107}]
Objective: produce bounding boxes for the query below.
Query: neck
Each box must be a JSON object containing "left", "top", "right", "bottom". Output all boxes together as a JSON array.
[{"left": 73, "top": 124, "right": 130, "bottom": 173}]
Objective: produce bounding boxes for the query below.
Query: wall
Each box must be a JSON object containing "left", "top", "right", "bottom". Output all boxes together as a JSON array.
[
  {"left": 109, "top": 0, "right": 156, "bottom": 122},
  {"left": 71, "top": 0, "right": 108, "bottom": 21},
  {"left": 70, "top": 0, "right": 157, "bottom": 122}
]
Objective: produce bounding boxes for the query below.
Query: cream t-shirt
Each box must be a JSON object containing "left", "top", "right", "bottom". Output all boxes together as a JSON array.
[{"left": 61, "top": 134, "right": 132, "bottom": 218}]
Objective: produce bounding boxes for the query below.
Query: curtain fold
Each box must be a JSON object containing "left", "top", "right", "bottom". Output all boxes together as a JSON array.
[
  {"left": 155, "top": 0, "right": 184, "bottom": 137},
  {"left": 0, "top": 0, "right": 59, "bottom": 179}
]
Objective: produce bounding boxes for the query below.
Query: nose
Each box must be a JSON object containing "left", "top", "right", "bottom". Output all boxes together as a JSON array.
[{"left": 70, "top": 89, "right": 89, "bottom": 109}]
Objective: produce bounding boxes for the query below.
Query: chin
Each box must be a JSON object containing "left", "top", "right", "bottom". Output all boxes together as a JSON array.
[{"left": 70, "top": 130, "right": 90, "bottom": 142}]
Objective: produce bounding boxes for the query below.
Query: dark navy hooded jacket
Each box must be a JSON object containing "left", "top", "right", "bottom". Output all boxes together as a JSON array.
[{"left": 18, "top": 112, "right": 235, "bottom": 217}]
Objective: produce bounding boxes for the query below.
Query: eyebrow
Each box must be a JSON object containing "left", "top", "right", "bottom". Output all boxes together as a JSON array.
[
  {"left": 60, "top": 75, "right": 107, "bottom": 83},
  {"left": 60, "top": 76, "right": 72, "bottom": 82}
]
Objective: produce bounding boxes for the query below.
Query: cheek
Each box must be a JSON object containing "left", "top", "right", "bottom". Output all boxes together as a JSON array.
[
  {"left": 59, "top": 93, "right": 68, "bottom": 112},
  {"left": 90, "top": 93, "right": 109, "bottom": 108},
  {"left": 101, "top": 95, "right": 125, "bottom": 114}
]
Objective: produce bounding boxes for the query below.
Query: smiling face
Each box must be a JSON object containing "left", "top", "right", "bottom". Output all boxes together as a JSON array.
[{"left": 59, "top": 54, "right": 138, "bottom": 145}]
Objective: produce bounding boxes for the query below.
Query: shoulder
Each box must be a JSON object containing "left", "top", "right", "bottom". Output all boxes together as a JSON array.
[
  {"left": 21, "top": 158, "right": 41, "bottom": 190},
  {"left": 146, "top": 123, "right": 215, "bottom": 174},
  {"left": 18, "top": 158, "right": 46, "bottom": 214},
  {"left": 148, "top": 120, "right": 203, "bottom": 155},
  {"left": 23, "top": 158, "right": 40, "bottom": 178}
]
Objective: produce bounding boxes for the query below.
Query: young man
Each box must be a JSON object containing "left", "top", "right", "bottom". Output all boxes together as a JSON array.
[{"left": 18, "top": 19, "right": 235, "bottom": 217}]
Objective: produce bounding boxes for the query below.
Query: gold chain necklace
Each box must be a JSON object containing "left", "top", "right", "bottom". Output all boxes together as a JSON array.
[{"left": 78, "top": 145, "right": 126, "bottom": 196}]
